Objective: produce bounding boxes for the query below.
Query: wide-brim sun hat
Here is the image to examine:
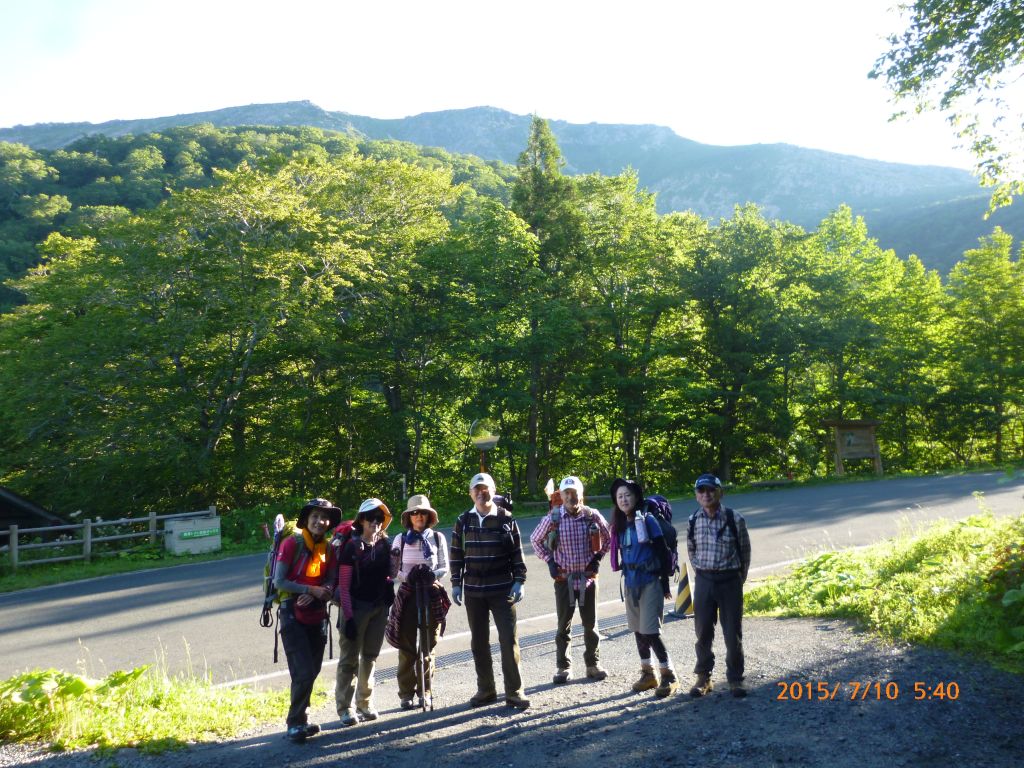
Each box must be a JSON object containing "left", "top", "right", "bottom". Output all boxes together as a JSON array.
[
  {"left": 357, "top": 498, "right": 392, "bottom": 530},
  {"left": 401, "top": 493, "right": 439, "bottom": 528},
  {"left": 298, "top": 497, "right": 342, "bottom": 530},
  {"left": 609, "top": 478, "right": 644, "bottom": 509}
]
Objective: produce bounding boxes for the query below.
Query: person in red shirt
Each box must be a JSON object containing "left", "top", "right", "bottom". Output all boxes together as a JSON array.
[{"left": 273, "top": 498, "right": 341, "bottom": 743}]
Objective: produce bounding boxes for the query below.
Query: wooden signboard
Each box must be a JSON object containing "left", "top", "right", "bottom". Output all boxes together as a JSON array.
[{"left": 822, "top": 419, "right": 883, "bottom": 475}]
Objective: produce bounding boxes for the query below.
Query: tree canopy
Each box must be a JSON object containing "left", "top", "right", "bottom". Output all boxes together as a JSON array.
[
  {"left": 871, "top": 0, "right": 1024, "bottom": 208},
  {"left": 1, "top": 118, "right": 1021, "bottom": 520}
]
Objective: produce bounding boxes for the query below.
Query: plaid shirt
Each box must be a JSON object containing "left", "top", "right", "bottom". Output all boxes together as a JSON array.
[
  {"left": 530, "top": 505, "right": 611, "bottom": 587},
  {"left": 687, "top": 505, "right": 751, "bottom": 580}
]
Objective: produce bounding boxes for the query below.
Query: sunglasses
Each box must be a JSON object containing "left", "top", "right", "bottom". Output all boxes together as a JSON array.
[
  {"left": 409, "top": 510, "right": 430, "bottom": 516},
  {"left": 696, "top": 486, "right": 719, "bottom": 494},
  {"left": 361, "top": 512, "right": 385, "bottom": 523}
]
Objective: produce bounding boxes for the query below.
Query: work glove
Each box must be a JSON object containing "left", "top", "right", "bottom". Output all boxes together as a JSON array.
[
  {"left": 344, "top": 618, "right": 357, "bottom": 641},
  {"left": 508, "top": 581, "right": 524, "bottom": 604},
  {"left": 548, "top": 559, "right": 559, "bottom": 579},
  {"left": 451, "top": 585, "right": 463, "bottom": 606},
  {"left": 586, "top": 556, "right": 601, "bottom": 576}
]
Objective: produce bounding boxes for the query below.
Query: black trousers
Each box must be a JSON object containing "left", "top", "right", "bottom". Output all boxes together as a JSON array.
[
  {"left": 692, "top": 569, "right": 744, "bottom": 683},
  {"left": 280, "top": 601, "right": 327, "bottom": 727}
]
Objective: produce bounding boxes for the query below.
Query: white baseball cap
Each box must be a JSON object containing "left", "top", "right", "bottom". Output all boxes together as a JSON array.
[
  {"left": 559, "top": 476, "right": 584, "bottom": 496},
  {"left": 469, "top": 472, "right": 496, "bottom": 493}
]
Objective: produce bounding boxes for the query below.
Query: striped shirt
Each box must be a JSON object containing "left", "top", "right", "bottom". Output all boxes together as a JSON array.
[
  {"left": 449, "top": 505, "right": 527, "bottom": 595},
  {"left": 686, "top": 505, "right": 751, "bottom": 580}
]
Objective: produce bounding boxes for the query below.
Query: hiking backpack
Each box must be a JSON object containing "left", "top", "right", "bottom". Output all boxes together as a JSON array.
[
  {"left": 330, "top": 519, "right": 355, "bottom": 554},
  {"left": 261, "top": 516, "right": 298, "bottom": 626},
  {"left": 643, "top": 494, "right": 679, "bottom": 576},
  {"left": 686, "top": 506, "right": 740, "bottom": 558}
]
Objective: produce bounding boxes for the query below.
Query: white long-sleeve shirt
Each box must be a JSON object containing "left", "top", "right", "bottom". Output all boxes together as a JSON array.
[{"left": 391, "top": 528, "right": 450, "bottom": 581}]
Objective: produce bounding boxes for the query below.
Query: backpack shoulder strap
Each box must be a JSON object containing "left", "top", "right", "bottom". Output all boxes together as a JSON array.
[
  {"left": 275, "top": 534, "right": 310, "bottom": 594},
  {"left": 687, "top": 511, "right": 698, "bottom": 548},
  {"left": 725, "top": 508, "right": 740, "bottom": 552}
]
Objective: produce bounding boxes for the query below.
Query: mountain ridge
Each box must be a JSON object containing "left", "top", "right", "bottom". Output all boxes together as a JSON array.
[{"left": 3, "top": 100, "right": 1018, "bottom": 272}]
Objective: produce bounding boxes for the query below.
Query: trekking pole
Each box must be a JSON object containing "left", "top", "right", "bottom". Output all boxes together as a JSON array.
[{"left": 415, "top": 580, "right": 430, "bottom": 711}]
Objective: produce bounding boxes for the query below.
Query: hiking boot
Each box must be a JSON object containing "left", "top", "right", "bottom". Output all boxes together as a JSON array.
[
  {"left": 729, "top": 680, "right": 748, "bottom": 698},
  {"left": 553, "top": 668, "right": 571, "bottom": 684},
  {"left": 505, "top": 694, "right": 531, "bottom": 710},
  {"left": 400, "top": 696, "right": 415, "bottom": 710},
  {"left": 285, "top": 725, "right": 306, "bottom": 743},
  {"left": 689, "top": 673, "right": 713, "bottom": 698},
  {"left": 339, "top": 710, "right": 359, "bottom": 727},
  {"left": 356, "top": 706, "right": 379, "bottom": 721},
  {"left": 655, "top": 669, "right": 679, "bottom": 698},
  {"left": 469, "top": 690, "right": 498, "bottom": 707},
  {"left": 301, "top": 723, "right": 320, "bottom": 737},
  {"left": 586, "top": 665, "right": 608, "bottom": 681},
  {"left": 631, "top": 664, "right": 658, "bottom": 692}
]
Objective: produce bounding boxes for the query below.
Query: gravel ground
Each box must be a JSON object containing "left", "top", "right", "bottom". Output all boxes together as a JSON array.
[{"left": 2, "top": 614, "right": 1021, "bottom": 768}]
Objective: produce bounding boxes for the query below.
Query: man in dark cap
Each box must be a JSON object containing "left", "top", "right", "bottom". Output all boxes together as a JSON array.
[{"left": 686, "top": 474, "right": 751, "bottom": 698}]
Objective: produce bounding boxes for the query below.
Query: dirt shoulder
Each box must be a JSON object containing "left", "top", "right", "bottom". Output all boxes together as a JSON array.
[{"left": 3, "top": 613, "right": 1020, "bottom": 768}]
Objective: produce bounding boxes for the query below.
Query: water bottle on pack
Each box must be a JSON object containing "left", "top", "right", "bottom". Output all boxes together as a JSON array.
[
  {"left": 545, "top": 506, "right": 561, "bottom": 552},
  {"left": 589, "top": 518, "right": 601, "bottom": 554},
  {"left": 634, "top": 509, "right": 649, "bottom": 544}
]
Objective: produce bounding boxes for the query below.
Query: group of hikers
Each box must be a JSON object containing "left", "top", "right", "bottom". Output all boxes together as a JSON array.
[{"left": 270, "top": 469, "right": 751, "bottom": 743}]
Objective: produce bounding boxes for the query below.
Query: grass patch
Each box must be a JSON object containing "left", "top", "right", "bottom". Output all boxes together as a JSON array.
[
  {"left": 0, "top": 663, "right": 320, "bottom": 753},
  {"left": 747, "top": 511, "right": 1024, "bottom": 672}
]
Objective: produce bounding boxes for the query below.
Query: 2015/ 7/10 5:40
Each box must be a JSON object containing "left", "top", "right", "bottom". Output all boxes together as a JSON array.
[{"left": 775, "top": 681, "right": 960, "bottom": 701}]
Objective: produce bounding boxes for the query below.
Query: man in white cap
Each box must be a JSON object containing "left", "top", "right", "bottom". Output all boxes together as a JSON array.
[
  {"left": 530, "top": 476, "right": 611, "bottom": 684},
  {"left": 449, "top": 471, "right": 530, "bottom": 710}
]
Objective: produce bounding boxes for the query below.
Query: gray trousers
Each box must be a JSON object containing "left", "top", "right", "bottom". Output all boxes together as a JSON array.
[
  {"left": 692, "top": 569, "right": 744, "bottom": 682},
  {"left": 335, "top": 602, "right": 388, "bottom": 714}
]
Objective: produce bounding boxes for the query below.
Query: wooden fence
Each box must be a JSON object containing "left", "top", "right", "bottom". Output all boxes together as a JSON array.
[{"left": 2, "top": 506, "right": 216, "bottom": 572}]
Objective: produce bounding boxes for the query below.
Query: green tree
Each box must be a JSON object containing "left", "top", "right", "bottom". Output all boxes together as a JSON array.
[
  {"left": 871, "top": 0, "right": 1024, "bottom": 208},
  {"left": 441, "top": 199, "right": 541, "bottom": 496},
  {"left": 868, "top": 253, "right": 946, "bottom": 469},
  {"left": 509, "top": 116, "right": 581, "bottom": 494},
  {"left": 574, "top": 171, "right": 687, "bottom": 482},
  {"left": 311, "top": 156, "right": 459, "bottom": 497},
  {"left": 942, "top": 228, "right": 1024, "bottom": 462},
  {"left": 685, "top": 205, "right": 803, "bottom": 482},
  {"left": 0, "top": 160, "right": 364, "bottom": 514}
]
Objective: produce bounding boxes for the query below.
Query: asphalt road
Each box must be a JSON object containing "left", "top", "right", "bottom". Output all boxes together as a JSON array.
[{"left": 1, "top": 471, "right": 1021, "bottom": 686}]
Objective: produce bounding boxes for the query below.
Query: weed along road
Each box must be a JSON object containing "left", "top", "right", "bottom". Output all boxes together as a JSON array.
[{"left": 0, "top": 471, "right": 1021, "bottom": 686}]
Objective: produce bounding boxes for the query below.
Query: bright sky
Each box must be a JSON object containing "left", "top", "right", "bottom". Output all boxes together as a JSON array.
[{"left": 0, "top": 0, "right": 979, "bottom": 170}]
